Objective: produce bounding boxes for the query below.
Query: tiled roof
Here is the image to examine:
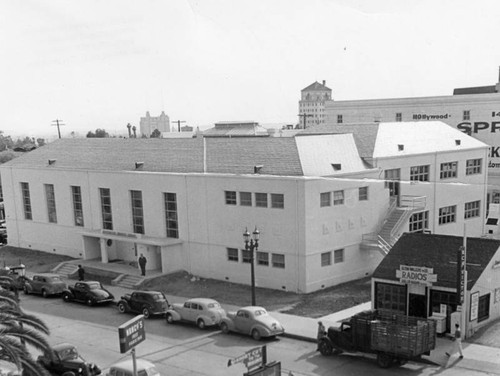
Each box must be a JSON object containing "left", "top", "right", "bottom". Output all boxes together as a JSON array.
[
  {"left": 373, "top": 233, "right": 500, "bottom": 289},
  {"left": 301, "top": 81, "right": 331, "bottom": 92},
  {"left": 2, "top": 137, "right": 305, "bottom": 176},
  {"left": 453, "top": 85, "right": 497, "bottom": 95}
]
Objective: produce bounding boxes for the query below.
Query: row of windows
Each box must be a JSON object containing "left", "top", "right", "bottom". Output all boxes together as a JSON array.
[
  {"left": 409, "top": 159, "right": 482, "bottom": 182},
  {"left": 20, "top": 183, "right": 179, "bottom": 239},
  {"left": 438, "top": 201, "right": 481, "bottom": 225},
  {"left": 225, "top": 191, "right": 284, "bottom": 209},
  {"left": 321, "top": 249, "right": 344, "bottom": 266},
  {"left": 335, "top": 110, "right": 471, "bottom": 123},
  {"left": 227, "top": 248, "right": 285, "bottom": 268},
  {"left": 321, "top": 187, "right": 368, "bottom": 207}
]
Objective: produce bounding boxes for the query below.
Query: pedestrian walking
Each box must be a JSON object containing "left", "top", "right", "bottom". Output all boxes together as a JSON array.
[
  {"left": 446, "top": 323, "right": 464, "bottom": 359},
  {"left": 316, "top": 321, "right": 326, "bottom": 350},
  {"left": 77, "top": 265, "right": 85, "bottom": 281},
  {"left": 138, "top": 254, "right": 147, "bottom": 276}
]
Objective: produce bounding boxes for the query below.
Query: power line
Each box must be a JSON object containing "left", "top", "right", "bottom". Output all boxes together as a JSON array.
[
  {"left": 51, "top": 119, "right": 65, "bottom": 139},
  {"left": 297, "top": 113, "right": 313, "bottom": 129},
  {"left": 171, "top": 120, "right": 186, "bottom": 132}
]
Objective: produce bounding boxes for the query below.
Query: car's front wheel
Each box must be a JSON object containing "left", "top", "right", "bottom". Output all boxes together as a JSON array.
[
  {"left": 220, "top": 322, "right": 230, "bottom": 334},
  {"left": 166, "top": 313, "right": 174, "bottom": 324},
  {"left": 118, "top": 302, "right": 127, "bottom": 313},
  {"left": 197, "top": 319, "right": 206, "bottom": 330},
  {"left": 41, "top": 289, "right": 48, "bottom": 298},
  {"left": 86, "top": 298, "right": 95, "bottom": 306},
  {"left": 142, "top": 307, "right": 151, "bottom": 319},
  {"left": 251, "top": 329, "right": 261, "bottom": 341},
  {"left": 62, "top": 293, "right": 71, "bottom": 302}
]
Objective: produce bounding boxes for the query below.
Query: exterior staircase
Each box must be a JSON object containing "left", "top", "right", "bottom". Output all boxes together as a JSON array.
[
  {"left": 52, "top": 262, "right": 78, "bottom": 277},
  {"left": 112, "top": 274, "right": 144, "bottom": 289}
]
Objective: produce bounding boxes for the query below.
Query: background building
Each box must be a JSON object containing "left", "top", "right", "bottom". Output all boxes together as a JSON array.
[
  {"left": 298, "top": 81, "right": 332, "bottom": 129},
  {"left": 139, "top": 111, "right": 170, "bottom": 137}
]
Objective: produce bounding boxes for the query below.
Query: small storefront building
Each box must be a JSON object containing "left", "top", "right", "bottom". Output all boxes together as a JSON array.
[{"left": 372, "top": 232, "right": 500, "bottom": 339}]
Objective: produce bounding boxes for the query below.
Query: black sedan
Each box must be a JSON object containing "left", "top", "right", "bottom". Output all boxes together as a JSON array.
[
  {"left": 38, "top": 342, "right": 101, "bottom": 376},
  {"left": 62, "top": 281, "right": 114, "bottom": 306}
]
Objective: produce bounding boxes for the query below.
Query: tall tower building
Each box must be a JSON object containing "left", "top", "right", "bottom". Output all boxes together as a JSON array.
[
  {"left": 298, "top": 80, "right": 332, "bottom": 129},
  {"left": 140, "top": 111, "right": 170, "bottom": 137}
]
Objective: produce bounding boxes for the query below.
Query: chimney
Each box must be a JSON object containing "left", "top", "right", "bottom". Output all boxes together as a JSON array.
[{"left": 322, "top": 80, "right": 326, "bottom": 86}]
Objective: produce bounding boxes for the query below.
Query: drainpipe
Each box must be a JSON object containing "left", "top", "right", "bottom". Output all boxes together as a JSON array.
[{"left": 433, "top": 152, "right": 438, "bottom": 233}]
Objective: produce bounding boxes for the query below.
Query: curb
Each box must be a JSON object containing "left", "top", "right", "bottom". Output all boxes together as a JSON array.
[{"left": 282, "top": 332, "right": 316, "bottom": 343}]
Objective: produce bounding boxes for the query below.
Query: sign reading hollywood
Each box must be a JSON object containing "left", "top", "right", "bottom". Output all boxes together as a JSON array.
[
  {"left": 396, "top": 265, "right": 437, "bottom": 286},
  {"left": 118, "top": 315, "right": 145, "bottom": 353}
]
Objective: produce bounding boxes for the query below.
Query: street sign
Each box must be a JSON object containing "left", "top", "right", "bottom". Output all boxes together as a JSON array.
[
  {"left": 118, "top": 315, "right": 146, "bottom": 353},
  {"left": 228, "top": 346, "right": 265, "bottom": 370},
  {"left": 245, "top": 361, "right": 281, "bottom": 376}
]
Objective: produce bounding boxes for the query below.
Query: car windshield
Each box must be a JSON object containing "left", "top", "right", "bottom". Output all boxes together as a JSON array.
[
  {"left": 153, "top": 293, "right": 165, "bottom": 301},
  {"left": 254, "top": 309, "right": 268, "bottom": 316},
  {"left": 139, "top": 366, "right": 158, "bottom": 376},
  {"left": 57, "top": 347, "right": 79, "bottom": 361},
  {"left": 207, "top": 302, "right": 220, "bottom": 309},
  {"left": 87, "top": 282, "right": 101, "bottom": 289}
]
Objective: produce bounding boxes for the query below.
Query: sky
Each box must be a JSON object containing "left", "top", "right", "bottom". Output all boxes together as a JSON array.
[{"left": 1, "top": 0, "right": 500, "bottom": 139}]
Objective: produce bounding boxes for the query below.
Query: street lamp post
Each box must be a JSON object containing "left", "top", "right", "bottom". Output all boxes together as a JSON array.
[{"left": 243, "top": 227, "right": 260, "bottom": 306}]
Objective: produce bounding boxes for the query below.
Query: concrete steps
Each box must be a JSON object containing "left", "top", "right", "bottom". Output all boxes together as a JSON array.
[
  {"left": 52, "top": 262, "right": 78, "bottom": 277},
  {"left": 112, "top": 274, "right": 144, "bottom": 289}
]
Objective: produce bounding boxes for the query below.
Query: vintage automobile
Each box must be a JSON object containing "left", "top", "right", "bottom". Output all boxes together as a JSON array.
[
  {"left": 106, "top": 358, "right": 159, "bottom": 376},
  {"left": 117, "top": 290, "right": 169, "bottom": 318},
  {"left": 165, "top": 298, "right": 226, "bottom": 329},
  {"left": 0, "top": 264, "right": 27, "bottom": 290},
  {"left": 220, "top": 306, "right": 285, "bottom": 340},
  {"left": 62, "top": 281, "right": 114, "bottom": 306},
  {"left": 37, "top": 342, "right": 101, "bottom": 376},
  {"left": 24, "top": 273, "right": 67, "bottom": 298}
]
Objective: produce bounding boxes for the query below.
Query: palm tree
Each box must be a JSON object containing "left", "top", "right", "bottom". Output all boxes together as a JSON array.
[{"left": 0, "top": 278, "right": 53, "bottom": 376}]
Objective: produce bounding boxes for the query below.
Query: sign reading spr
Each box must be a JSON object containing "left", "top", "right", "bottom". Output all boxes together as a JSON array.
[{"left": 118, "top": 315, "right": 145, "bottom": 353}]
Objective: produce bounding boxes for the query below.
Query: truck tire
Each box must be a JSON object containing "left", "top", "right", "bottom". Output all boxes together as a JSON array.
[
  {"left": 377, "top": 353, "right": 393, "bottom": 368},
  {"left": 318, "top": 340, "right": 333, "bottom": 356}
]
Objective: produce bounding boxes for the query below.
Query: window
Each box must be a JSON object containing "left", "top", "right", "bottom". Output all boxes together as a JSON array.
[
  {"left": 272, "top": 253, "right": 285, "bottom": 268},
  {"left": 45, "top": 184, "right": 57, "bottom": 223},
  {"left": 239, "top": 192, "right": 252, "bottom": 206},
  {"left": 440, "top": 162, "right": 458, "bottom": 179},
  {"left": 271, "top": 193, "right": 284, "bottom": 209},
  {"left": 337, "top": 114, "right": 343, "bottom": 124},
  {"left": 478, "top": 294, "right": 490, "bottom": 322},
  {"left": 130, "top": 190, "right": 144, "bottom": 234},
  {"left": 225, "top": 191, "right": 236, "bottom": 205},
  {"left": 375, "top": 282, "right": 406, "bottom": 313},
  {"left": 99, "top": 188, "right": 113, "bottom": 230},
  {"left": 396, "top": 112, "right": 402, "bottom": 122},
  {"left": 463, "top": 110, "right": 470, "bottom": 121},
  {"left": 334, "top": 249, "right": 344, "bottom": 263},
  {"left": 20, "top": 182, "right": 32, "bottom": 220},
  {"left": 410, "top": 165, "right": 430, "bottom": 182},
  {"left": 320, "top": 192, "right": 331, "bottom": 207},
  {"left": 164, "top": 192, "right": 178, "bottom": 238},
  {"left": 409, "top": 211, "right": 429, "bottom": 233},
  {"left": 358, "top": 187, "right": 368, "bottom": 201},
  {"left": 439, "top": 205, "right": 456, "bottom": 225},
  {"left": 464, "top": 200, "right": 480, "bottom": 219},
  {"left": 333, "top": 190, "right": 344, "bottom": 205},
  {"left": 255, "top": 193, "right": 268, "bottom": 208},
  {"left": 257, "top": 251, "right": 269, "bottom": 266},
  {"left": 227, "top": 248, "right": 238, "bottom": 262},
  {"left": 71, "top": 186, "right": 84, "bottom": 227},
  {"left": 321, "top": 252, "right": 331, "bottom": 267},
  {"left": 242, "top": 249, "right": 252, "bottom": 263},
  {"left": 466, "top": 159, "right": 482, "bottom": 175}
]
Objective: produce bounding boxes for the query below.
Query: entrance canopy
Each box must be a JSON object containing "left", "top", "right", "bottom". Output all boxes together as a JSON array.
[{"left": 81, "top": 229, "right": 182, "bottom": 247}]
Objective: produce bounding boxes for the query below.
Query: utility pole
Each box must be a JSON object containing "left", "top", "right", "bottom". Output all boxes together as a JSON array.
[
  {"left": 297, "top": 113, "right": 313, "bottom": 129},
  {"left": 51, "top": 119, "right": 65, "bottom": 139},
  {"left": 171, "top": 120, "right": 186, "bottom": 132}
]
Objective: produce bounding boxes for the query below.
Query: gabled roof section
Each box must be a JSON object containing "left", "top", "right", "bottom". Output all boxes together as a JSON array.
[
  {"left": 454, "top": 85, "right": 498, "bottom": 95},
  {"left": 301, "top": 81, "right": 331, "bottom": 92},
  {"left": 373, "top": 233, "right": 500, "bottom": 289}
]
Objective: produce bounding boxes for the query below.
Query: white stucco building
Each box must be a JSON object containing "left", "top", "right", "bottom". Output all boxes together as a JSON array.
[
  {"left": 0, "top": 121, "right": 489, "bottom": 292},
  {"left": 139, "top": 111, "right": 170, "bottom": 137},
  {"left": 298, "top": 81, "right": 332, "bottom": 129}
]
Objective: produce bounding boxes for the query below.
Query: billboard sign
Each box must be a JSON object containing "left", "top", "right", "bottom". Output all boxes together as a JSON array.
[
  {"left": 396, "top": 265, "right": 437, "bottom": 286},
  {"left": 118, "top": 315, "right": 145, "bottom": 353}
]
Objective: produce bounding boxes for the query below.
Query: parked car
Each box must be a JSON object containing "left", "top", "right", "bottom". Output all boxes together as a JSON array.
[
  {"left": 220, "top": 306, "right": 285, "bottom": 340},
  {"left": 24, "top": 273, "right": 67, "bottom": 298},
  {"left": 165, "top": 298, "right": 226, "bottom": 329},
  {"left": 0, "top": 264, "right": 27, "bottom": 290},
  {"left": 106, "top": 358, "right": 159, "bottom": 376},
  {"left": 117, "top": 290, "right": 169, "bottom": 318},
  {"left": 62, "top": 281, "right": 114, "bottom": 306},
  {"left": 37, "top": 343, "right": 101, "bottom": 376}
]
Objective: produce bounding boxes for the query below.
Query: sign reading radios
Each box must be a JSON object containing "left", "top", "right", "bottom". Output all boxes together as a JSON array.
[
  {"left": 118, "top": 315, "right": 145, "bottom": 353},
  {"left": 396, "top": 265, "right": 437, "bottom": 286}
]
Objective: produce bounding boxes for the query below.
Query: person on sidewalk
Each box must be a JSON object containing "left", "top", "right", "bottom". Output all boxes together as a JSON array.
[
  {"left": 316, "top": 321, "right": 326, "bottom": 350},
  {"left": 446, "top": 323, "right": 464, "bottom": 359},
  {"left": 77, "top": 265, "right": 85, "bottom": 281},
  {"left": 138, "top": 254, "right": 147, "bottom": 276}
]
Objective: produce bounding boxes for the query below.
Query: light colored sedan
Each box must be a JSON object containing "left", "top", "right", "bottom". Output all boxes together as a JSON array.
[
  {"left": 165, "top": 298, "right": 226, "bottom": 329},
  {"left": 220, "top": 306, "right": 285, "bottom": 340}
]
